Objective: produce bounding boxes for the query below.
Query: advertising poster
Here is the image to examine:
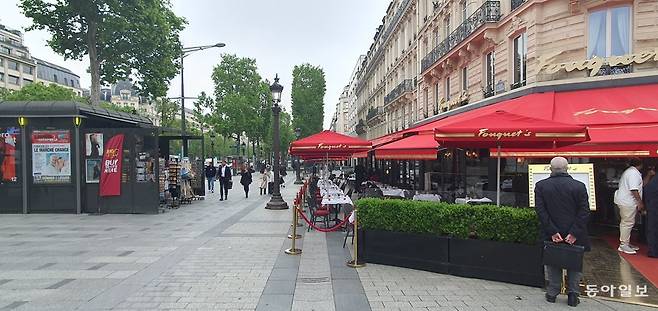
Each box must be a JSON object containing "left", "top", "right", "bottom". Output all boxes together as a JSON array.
[
  {"left": 528, "top": 163, "right": 596, "bottom": 211},
  {"left": 100, "top": 134, "right": 124, "bottom": 196},
  {"left": 0, "top": 127, "right": 20, "bottom": 183},
  {"left": 86, "top": 159, "right": 101, "bottom": 183},
  {"left": 85, "top": 133, "right": 103, "bottom": 157},
  {"left": 32, "top": 130, "right": 71, "bottom": 184}
]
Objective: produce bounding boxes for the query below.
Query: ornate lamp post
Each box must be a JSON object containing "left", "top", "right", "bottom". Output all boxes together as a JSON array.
[
  {"left": 294, "top": 127, "right": 303, "bottom": 184},
  {"left": 209, "top": 132, "right": 216, "bottom": 162},
  {"left": 266, "top": 74, "right": 289, "bottom": 210}
]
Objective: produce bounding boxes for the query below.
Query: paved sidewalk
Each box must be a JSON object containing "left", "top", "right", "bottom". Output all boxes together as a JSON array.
[{"left": 0, "top": 174, "right": 654, "bottom": 310}]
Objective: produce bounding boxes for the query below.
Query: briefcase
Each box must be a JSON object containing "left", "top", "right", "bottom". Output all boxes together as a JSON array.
[{"left": 542, "top": 241, "right": 585, "bottom": 272}]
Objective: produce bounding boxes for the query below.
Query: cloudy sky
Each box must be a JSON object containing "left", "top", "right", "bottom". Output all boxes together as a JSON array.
[{"left": 2, "top": 0, "right": 390, "bottom": 128}]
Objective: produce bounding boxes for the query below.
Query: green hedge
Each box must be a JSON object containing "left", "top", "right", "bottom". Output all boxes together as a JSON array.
[{"left": 356, "top": 198, "right": 541, "bottom": 245}]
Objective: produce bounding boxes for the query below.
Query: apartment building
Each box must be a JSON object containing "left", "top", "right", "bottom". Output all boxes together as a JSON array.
[
  {"left": 352, "top": 0, "right": 658, "bottom": 140},
  {"left": 0, "top": 24, "right": 37, "bottom": 91},
  {"left": 35, "top": 57, "right": 82, "bottom": 96}
]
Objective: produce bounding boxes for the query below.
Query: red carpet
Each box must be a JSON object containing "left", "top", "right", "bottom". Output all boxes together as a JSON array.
[{"left": 603, "top": 235, "right": 658, "bottom": 287}]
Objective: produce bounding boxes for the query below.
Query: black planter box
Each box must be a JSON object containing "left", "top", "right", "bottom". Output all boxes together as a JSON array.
[
  {"left": 449, "top": 238, "right": 544, "bottom": 287},
  {"left": 361, "top": 229, "right": 450, "bottom": 274},
  {"left": 361, "top": 229, "right": 544, "bottom": 287}
]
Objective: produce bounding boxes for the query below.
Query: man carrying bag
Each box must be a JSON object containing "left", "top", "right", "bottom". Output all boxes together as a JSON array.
[{"left": 535, "top": 157, "right": 590, "bottom": 307}]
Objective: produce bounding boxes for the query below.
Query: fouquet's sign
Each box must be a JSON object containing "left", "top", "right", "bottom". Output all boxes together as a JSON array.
[
  {"left": 538, "top": 48, "right": 658, "bottom": 77},
  {"left": 316, "top": 143, "right": 348, "bottom": 150},
  {"left": 99, "top": 134, "right": 124, "bottom": 197},
  {"left": 477, "top": 128, "right": 533, "bottom": 140}
]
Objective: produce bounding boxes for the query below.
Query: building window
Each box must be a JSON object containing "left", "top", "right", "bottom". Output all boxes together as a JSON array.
[
  {"left": 461, "top": 67, "right": 468, "bottom": 91},
  {"left": 461, "top": 1, "right": 468, "bottom": 22},
  {"left": 423, "top": 89, "right": 429, "bottom": 118},
  {"left": 434, "top": 83, "right": 440, "bottom": 114},
  {"left": 485, "top": 51, "right": 495, "bottom": 97},
  {"left": 70, "top": 79, "right": 75, "bottom": 87},
  {"left": 445, "top": 77, "right": 451, "bottom": 102},
  {"left": 8, "top": 61, "right": 18, "bottom": 71},
  {"left": 64, "top": 78, "right": 68, "bottom": 86},
  {"left": 8, "top": 75, "right": 19, "bottom": 85},
  {"left": 588, "top": 6, "right": 631, "bottom": 58},
  {"left": 512, "top": 33, "right": 527, "bottom": 89},
  {"left": 444, "top": 16, "right": 451, "bottom": 39},
  {"left": 0, "top": 46, "right": 9, "bottom": 54},
  {"left": 0, "top": 72, "right": 4, "bottom": 82},
  {"left": 53, "top": 74, "right": 58, "bottom": 83},
  {"left": 23, "top": 66, "right": 33, "bottom": 75},
  {"left": 23, "top": 78, "right": 32, "bottom": 85}
]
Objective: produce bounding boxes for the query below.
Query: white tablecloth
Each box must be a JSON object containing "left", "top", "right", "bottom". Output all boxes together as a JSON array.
[
  {"left": 454, "top": 197, "right": 493, "bottom": 205},
  {"left": 321, "top": 195, "right": 353, "bottom": 206},
  {"left": 381, "top": 188, "right": 405, "bottom": 198},
  {"left": 321, "top": 188, "right": 344, "bottom": 196},
  {"left": 413, "top": 194, "right": 442, "bottom": 202}
]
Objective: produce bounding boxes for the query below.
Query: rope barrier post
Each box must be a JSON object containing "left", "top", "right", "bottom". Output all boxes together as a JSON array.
[
  {"left": 288, "top": 198, "right": 303, "bottom": 239},
  {"left": 285, "top": 204, "right": 302, "bottom": 255},
  {"left": 346, "top": 208, "right": 365, "bottom": 268}
]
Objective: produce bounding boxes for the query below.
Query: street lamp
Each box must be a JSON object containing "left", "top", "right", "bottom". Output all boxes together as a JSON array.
[
  {"left": 266, "top": 74, "right": 288, "bottom": 210},
  {"left": 180, "top": 42, "right": 226, "bottom": 157},
  {"left": 294, "top": 127, "right": 303, "bottom": 184},
  {"left": 241, "top": 142, "right": 246, "bottom": 157},
  {"left": 209, "top": 132, "right": 216, "bottom": 162}
]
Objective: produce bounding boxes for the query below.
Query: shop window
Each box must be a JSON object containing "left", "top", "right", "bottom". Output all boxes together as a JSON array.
[
  {"left": 484, "top": 51, "right": 495, "bottom": 98},
  {"left": 512, "top": 32, "right": 527, "bottom": 89},
  {"left": 588, "top": 6, "right": 631, "bottom": 58}
]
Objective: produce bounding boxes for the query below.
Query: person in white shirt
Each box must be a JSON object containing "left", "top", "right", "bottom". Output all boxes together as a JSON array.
[{"left": 614, "top": 158, "right": 645, "bottom": 254}]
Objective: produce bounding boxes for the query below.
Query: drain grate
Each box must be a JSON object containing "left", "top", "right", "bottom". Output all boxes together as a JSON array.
[{"left": 299, "top": 277, "right": 330, "bottom": 284}]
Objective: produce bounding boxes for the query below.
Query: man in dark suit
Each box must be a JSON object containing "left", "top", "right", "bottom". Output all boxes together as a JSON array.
[
  {"left": 217, "top": 160, "right": 232, "bottom": 201},
  {"left": 535, "top": 157, "right": 590, "bottom": 307}
]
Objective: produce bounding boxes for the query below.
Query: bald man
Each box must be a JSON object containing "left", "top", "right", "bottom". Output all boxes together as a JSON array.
[{"left": 535, "top": 157, "right": 590, "bottom": 307}]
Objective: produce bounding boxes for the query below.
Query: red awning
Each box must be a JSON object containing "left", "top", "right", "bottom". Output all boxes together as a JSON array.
[
  {"left": 375, "top": 134, "right": 439, "bottom": 160},
  {"left": 290, "top": 130, "right": 371, "bottom": 156},
  {"left": 434, "top": 110, "right": 589, "bottom": 148},
  {"left": 352, "top": 151, "right": 369, "bottom": 158},
  {"left": 370, "top": 132, "right": 404, "bottom": 147}
]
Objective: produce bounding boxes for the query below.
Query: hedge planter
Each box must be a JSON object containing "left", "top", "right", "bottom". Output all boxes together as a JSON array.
[
  {"left": 361, "top": 229, "right": 450, "bottom": 274},
  {"left": 360, "top": 229, "right": 544, "bottom": 288},
  {"left": 449, "top": 237, "right": 544, "bottom": 287}
]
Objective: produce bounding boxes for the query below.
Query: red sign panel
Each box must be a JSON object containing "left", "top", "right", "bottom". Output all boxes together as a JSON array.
[{"left": 100, "top": 134, "right": 124, "bottom": 197}]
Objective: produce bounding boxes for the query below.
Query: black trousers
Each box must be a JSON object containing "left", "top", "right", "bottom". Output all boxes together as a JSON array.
[
  {"left": 648, "top": 206, "right": 658, "bottom": 257},
  {"left": 219, "top": 178, "right": 229, "bottom": 199},
  {"left": 243, "top": 184, "right": 249, "bottom": 198}
]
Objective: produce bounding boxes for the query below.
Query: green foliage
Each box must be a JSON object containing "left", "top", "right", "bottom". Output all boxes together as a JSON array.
[
  {"left": 154, "top": 98, "right": 179, "bottom": 128},
  {"left": 99, "top": 101, "right": 137, "bottom": 114},
  {"left": 20, "top": 0, "right": 186, "bottom": 103},
  {"left": 291, "top": 64, "right": 326, "bottom": 137},
  {"left": 356, "top": 199, "right": 541, "bottom": 245},
  {"left": 0, "top": 83, "right": 86, "bottom": 102}
]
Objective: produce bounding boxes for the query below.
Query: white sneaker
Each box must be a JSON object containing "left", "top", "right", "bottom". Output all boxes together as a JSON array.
[
  {"left": 618, "top": 244, "right": 637, "bottom": 254},
  {"left": 629, "top": 244, "right": 640, "bottom": 251}
]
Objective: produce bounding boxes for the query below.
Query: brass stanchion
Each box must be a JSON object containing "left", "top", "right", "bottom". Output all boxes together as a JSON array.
[
  {"left": 560, "top": 270, "right": 567, "bottom": 294},
  {"left": 347, "top": 208, "right": 365, "bottom": 268},
  {"left": 285, "top": 203, "right": 302, "bottom": 255}
]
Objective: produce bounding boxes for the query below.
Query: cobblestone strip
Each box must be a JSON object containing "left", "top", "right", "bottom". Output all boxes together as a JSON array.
[{"left": 291, "top": 229, "right": 335, "bottom": 311}]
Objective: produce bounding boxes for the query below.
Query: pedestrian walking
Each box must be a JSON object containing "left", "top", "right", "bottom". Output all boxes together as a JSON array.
[
  {"left": 205, "top": 162, "right": 217, "bottom": 193},
  {"left": 279, "top": 166, "right": 287, "bottom": 188},
  {"left": 260, "top": 167, "right": 271, "bottom": 195},
  {"left": 614, "top": 158, "right": 646, "bottom": 254},
  {"left": 240, "top": 164, "right": 253, "bottom": 198},
  {"left": 642, "top": 166, "right": 658, "bottom": 258},
  {"left": 535, "top": 157, "right": 590, "bottom": 307},
  {"left": 217, "top": 160, "right": 232, "bottom": 201}
]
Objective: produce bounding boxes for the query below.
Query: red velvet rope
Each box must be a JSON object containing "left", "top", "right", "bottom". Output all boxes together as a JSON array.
[{"left": 296, "top": 207, "right": 350, "bottom": 232}]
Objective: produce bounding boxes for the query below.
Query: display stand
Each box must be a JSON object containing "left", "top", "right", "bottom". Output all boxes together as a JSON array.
[{"left": 167, "top": 158, "right": 181, "bottom": 209}]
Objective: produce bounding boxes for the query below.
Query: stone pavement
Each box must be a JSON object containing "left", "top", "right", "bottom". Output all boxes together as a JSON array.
[{"left": 0, "top": 174, "right": 653, "bottom": 310}]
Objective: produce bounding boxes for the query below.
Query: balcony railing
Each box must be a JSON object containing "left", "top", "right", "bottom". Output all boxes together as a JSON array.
[
  {"left": 421, "top": 1, "right": 501, "bottom": 73},
  {"left": 366, "top": 107, "right": 382, "bottom": 122},
  {"left": 355, "top": 119, "right": 366, "bottom": 135},
  {"left": 483, "top": 85, "right": 495, "bottom": 98},
  {"left": 384, "top": 78, "right": 417, "bottom": 106},
  {"left": 511, "top": 0, "right": 526, "bottom": 12}
]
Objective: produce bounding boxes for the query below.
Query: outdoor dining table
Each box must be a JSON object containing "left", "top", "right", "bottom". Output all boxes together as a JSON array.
[
  {"left": 454, "top": 197, "right": 493, "bottom": 205},
  {"left": 380, "top": 187, "right": 405, "bottom": 198},
  {"left": 413, "top": 193, "right": 442, "bottom": 202}
]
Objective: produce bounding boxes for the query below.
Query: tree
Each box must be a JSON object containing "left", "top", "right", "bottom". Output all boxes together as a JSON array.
[
  {"left": 0, "top": 82, "right": 86, "bottom": 102},
  {"left": 207, "top": 54, "right": 266, "bottom": 143},
  {"left": 291, "top": 64, "right": 326, "bottom": 138},
  {"left": 154, "top": 98, "right": 179, "bottom": 128},
  {"left": 20, "top": 0, "right": 186, "bottom": 105}
]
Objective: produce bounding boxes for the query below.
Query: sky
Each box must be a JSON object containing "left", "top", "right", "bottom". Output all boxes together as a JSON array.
[{"left": 2, "top": 0, "right": 390, "bottom": 129}]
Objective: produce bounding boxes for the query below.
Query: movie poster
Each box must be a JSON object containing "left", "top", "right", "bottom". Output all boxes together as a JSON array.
[
  {"left": 86, "top": 159, "right": 101, "bottom": 183},
  {"left": 0, "top": 127, "right": 20, "bottom": 183},
  {"left": 85, "top": 133, "right": 103, "bottom": 157},
  {"left": 32, "top": 130, "right": 71, "bottom": 184}
]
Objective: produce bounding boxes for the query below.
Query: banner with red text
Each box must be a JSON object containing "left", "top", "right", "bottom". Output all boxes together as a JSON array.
[{"left": 100, "top": 134, "right": 124, "bottom": 197}]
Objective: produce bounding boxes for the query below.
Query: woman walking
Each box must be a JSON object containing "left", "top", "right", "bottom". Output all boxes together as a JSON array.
[
  {"left": 260, "top": 166, "right": 271, "bottom": 195},
  {"left": 240, "top": 164, "right": 253, "bottom": 198}
]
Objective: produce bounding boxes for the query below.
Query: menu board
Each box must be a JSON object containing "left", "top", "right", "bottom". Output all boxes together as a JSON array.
[
  {"left": 528, "top": 163, "right": 596, "bottom": 211},
  {"left": 32, "top": 130, "right": 71, "bottom": 184}
]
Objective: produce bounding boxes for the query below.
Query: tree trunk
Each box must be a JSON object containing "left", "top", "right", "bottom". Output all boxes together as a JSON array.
[{"left": 87, "top": 20, "right": 101, "bottom": 105}]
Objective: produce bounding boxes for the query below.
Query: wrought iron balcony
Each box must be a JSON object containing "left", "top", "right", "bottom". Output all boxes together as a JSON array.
[
  {"left": 483, "top": 85, "right": 495, "bottom": 98},
  {"left": 384, "top": 78, "right": 417, "bottom": 106},
  {"left": 421, "top": 1, "right": 501, "bottom": 73},
  {"left": 594, "top": 64, "right": 633, "bottom": 76},
  {"left": 510, "top": 80, "right": 526, "bottom": 90},
  {"left": 511, "top": 0, "right": 526, "bottom": 12},
  {"left": 366, "top": 107, "right": 381, "bottom": 121},
  {"left": 355, "top": 119, "right": 366, "bottom": 135}
]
